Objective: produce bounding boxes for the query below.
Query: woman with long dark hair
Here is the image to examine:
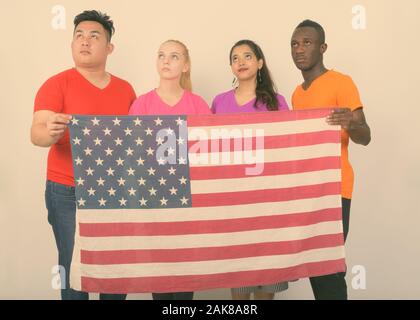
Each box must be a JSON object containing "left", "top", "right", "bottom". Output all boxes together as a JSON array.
[{"left": 211, "top": 39, "right": 289, "bottom": 300}]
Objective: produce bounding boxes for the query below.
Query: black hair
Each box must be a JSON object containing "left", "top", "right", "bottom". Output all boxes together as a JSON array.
[
  {"left": 296, "top": 19, "right": 326, "bottom": 44},
  {"left": 74, "top": 10, "right": 115, "bottom": 41},
  {"left": 229, "top": 40, "right": 279, "bottom": 111}
]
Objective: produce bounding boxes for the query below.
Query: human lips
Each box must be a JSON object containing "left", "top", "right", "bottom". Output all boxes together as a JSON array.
[
  {"left": 238, "top": 67, "right": 249, "bottom": 73},
  {"left": 294, "top": 55, "right": 306, "bottom": 63}
]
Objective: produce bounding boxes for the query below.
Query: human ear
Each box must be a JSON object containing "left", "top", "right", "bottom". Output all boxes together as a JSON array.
[
  {"left": 182, "top": 62, "right": 190, "bottom": 73},
  {"left": 107, "top": 43, "right": 114, "bottom": 55}
]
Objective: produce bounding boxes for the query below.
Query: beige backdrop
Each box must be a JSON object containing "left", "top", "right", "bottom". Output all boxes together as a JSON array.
[{"left": 1, "top": 0, "right": 419, "bottom": 299}]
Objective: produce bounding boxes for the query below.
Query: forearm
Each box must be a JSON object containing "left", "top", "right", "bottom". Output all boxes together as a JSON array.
[
  {"left": 348, "top": 121, "right": 371, "bottom": 146},
  {"left": 31, "top": 124, "right": 60, "bottom": 147}
]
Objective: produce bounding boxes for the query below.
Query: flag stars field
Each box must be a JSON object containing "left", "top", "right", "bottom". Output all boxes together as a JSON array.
[{"left": 69, "top": 115, "right": 192, "bottom": 209}]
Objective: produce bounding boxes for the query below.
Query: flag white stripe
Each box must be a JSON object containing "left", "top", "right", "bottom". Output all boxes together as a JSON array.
[
  {"left": 187, "top": 118, "right": 336, "bottom": 139},
  {"left": 188, "top": 144, "right": 340, "bottom": 167}
]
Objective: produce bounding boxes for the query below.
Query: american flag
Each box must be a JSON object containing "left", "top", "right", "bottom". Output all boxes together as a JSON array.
[{"left": 69, "top": 110, "right": 345, "bottom": 294}]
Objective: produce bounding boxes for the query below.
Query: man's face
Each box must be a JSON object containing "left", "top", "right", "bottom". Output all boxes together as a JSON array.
[
  {"left": 71, "top": 21, "right": 113, "bottom": 69},
  {"left": 291, "top": 27, "right": 325, "bottom": 72}
]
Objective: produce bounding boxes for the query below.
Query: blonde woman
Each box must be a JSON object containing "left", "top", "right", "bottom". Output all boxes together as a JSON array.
[
  {"left": 130, "top": 40, "right": 210, "bottom": 115},
  {"left": 129, "top": 40, "right": 210, "bottom": 300}
]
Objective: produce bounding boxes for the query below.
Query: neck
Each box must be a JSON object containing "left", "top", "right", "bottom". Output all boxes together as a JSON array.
[
  {"left": 301, "top": 62, "right": 328, "bottom": 88},
  {"left": 76, "top": 66, "right": 108, "bottom": 82},
  {"left": 158, "top": 79, "right": 184, "bottom": 96},
  {"left": 236, "top": 78, "right": 257, "bottom": 96}
]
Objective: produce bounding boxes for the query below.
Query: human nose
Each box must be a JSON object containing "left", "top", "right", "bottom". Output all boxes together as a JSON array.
[
  {"left": 81, "top": 36, "right": 90, "bottom": 46},
  {"left": 294, "top": 43, "right": 305, "bottom": 54}
]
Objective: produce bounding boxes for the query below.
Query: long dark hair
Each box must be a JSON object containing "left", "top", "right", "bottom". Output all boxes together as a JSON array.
[{"left": 229, "top": 40, "right": 278, "bottom": 111}]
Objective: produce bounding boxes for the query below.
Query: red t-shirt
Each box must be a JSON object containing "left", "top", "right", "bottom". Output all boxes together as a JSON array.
[{"left": 34, "top": 68, "right": 136, "bottom": 186}]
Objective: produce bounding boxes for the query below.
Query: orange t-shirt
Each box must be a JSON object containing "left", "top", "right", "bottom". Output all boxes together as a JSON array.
[
  {"left": 34, "top": 68, "right": 136, "bottom": 186},
  {"left": 292, "top": 70, "right": 363, "bottom": 199}
]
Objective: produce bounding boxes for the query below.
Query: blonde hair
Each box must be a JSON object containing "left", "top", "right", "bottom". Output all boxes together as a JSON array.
[{"left": 163, "top": 40, "right": 192, "bottom": 91}]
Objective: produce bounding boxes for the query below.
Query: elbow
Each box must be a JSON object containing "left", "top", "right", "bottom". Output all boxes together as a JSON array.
[
  {"left": 362, "top": 138, "right": 371, "bottom": 146},
  {"left": 361, "top": 132, "right": 372, "bottom": 146},
  {"left": 30, "top": 136, "right": 42, "bottom": 147},
  {"left": 30, "top": 127, "right": 48, "bottom": 147},
  {"left": 31, "top": 139, "right": 42, "bottom": 147},
  {"left": 30, "top": 128, "right": 38, "bottom": 146}
]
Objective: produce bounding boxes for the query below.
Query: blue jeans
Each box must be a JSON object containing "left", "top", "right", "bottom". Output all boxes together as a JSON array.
[{"left": 45, "top": 180, "right": 126, "bottom": 300}]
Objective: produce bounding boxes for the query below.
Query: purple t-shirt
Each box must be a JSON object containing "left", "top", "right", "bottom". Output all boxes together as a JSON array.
[
  {"left": 211, "top": 89, "right": 289, "bottom": 114},
  {"left": 129, "top": 89, "right": 211, "bottom": 115}
]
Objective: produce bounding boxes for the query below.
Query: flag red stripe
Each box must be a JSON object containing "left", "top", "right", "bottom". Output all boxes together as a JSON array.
[
  {"left": 187, "top": 130, "right": 340, "bottom": 152},
  {"left": 186, "top": 109, "right": 331, "bottom": 127},
  {"left": 81, "top": 234, "right": 344, "bottom": 265},
  {"left": 189, "top": 156, "right": 341, "bottom": 180},
  {"left": 81, "top": 259, "right": 346, "bottom": 293},
  {"left": 191, "top": 182, "right": 341, "bottom": 207},
  {"left": 79, "top": 208, "right": 341, "bottom": 237}
]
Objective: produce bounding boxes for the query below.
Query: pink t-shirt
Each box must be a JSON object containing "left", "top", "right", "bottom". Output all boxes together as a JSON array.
[{"left": 129, "top": 89, "right": 211, "bottom": 115}]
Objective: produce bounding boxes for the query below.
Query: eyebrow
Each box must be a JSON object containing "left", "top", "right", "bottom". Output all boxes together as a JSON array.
[
  {"left": 158, "top": 51, "right": 182, "bottom": 55},
  {"left": 292, "top": 37, "right": 314, "bottom": 41},
  {"left": 234, "top": 51, "right": 253, "bottom": 55},
  {"left": 232, "top": 51, "right": 253, "bottom": 57},
  {"left": 74, "top": 29, "right": 102, "bottom": 34}
]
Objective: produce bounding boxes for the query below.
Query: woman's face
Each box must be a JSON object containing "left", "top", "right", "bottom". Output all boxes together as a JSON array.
[
  {"left": 230, "top": 44, "right": 263, "bottom": 82},
  {"left": 156, "top": 41, "right": 189, "bottom": 81}
]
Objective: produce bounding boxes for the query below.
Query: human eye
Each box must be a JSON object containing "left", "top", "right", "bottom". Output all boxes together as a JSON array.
[
  {"left": 231, "top": 56, "right": 238, "bottom": 63},
  {"left": 172, "top": 54, "right": 179, "bottom": 60},
  {"left": 245, "top": 53, "right": 253, "bottom": 60},
  {"left": 305, "top": 40, "right": 312, "bottom": 46}
]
